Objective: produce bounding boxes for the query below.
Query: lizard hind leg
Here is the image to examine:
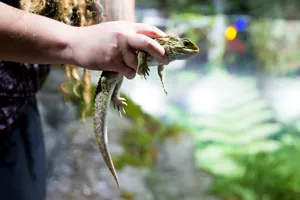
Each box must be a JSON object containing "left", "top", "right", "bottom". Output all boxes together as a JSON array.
[
  {"left": 111, "top": 77, "right": 127, "bottom": 117},
  {"left": 158, "top": 64, "right": 168, "bottom": 95}
]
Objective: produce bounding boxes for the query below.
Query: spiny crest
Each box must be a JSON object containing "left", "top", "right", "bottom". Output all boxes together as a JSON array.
[{"left": 154, "top": 35, "right": 180, "bottom": 46}]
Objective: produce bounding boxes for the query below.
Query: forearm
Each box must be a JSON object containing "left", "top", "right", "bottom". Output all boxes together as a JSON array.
[{"left": 0, "top": 2, "right": 73, "bottom": 64}]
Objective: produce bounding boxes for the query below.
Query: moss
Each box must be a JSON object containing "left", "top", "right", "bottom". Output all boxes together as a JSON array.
[
  {"left": 120, "top": 191, "right": 135, "bottom": 200},
  {"left": 113, "top": 128, "right": 158, "bottom": 169},
  {"left": 112, "top": 93, "right": 183, "bottom": 169}
]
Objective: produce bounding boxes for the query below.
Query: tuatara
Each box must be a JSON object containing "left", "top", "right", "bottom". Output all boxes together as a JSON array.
[{"left": 93, "top": 35, "right": 199, "bottom": 188}]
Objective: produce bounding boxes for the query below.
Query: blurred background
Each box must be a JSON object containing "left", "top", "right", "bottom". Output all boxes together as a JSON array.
[{"left": 41, "top": 0, "right": 300, "bottom": 199}]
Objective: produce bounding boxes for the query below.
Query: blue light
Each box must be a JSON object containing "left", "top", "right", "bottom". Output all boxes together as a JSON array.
[{"left": 235, "top": 19, "right": 246, "bottom": 31}]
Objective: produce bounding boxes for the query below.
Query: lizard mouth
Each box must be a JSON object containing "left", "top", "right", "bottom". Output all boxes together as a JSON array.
[{"left": 179, "top": 48, "right": 199, "bottom": 54}]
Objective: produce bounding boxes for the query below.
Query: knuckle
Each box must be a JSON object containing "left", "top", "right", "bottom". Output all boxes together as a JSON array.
[
  {"left": 142, "top": 38, "right": 153, "bottom": 49},
  {"left": 110, "top": 43, "right": 119, "bottom": 52},
  {"left": 104, "top": 44, "right": 119, "bottom": 64},
  {"left": 113, "top": 31, "right": 126, "bottom": 41}
]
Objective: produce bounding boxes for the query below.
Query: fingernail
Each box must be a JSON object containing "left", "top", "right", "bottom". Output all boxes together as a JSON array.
[{"left": 157, "top": 30, "right": 167, "bottom": 37}]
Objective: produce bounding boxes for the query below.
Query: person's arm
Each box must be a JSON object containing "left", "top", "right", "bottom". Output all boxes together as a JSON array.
[
  {"left": 0, "top": 2, "right": 168, "bottom": 79},
  {"left": 104, "top": 0, "right": 136, "bottom": 22},
  {"left": 0, "top": 2, "right": 72, "bottom": 65}
]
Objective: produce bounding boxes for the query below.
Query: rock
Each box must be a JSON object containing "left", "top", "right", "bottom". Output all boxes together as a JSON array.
[
  {"left": 45, "top": 116, "right": 126, "bottom": 200},
  {"left": 118, "top": 166, "right": 154, "bottom": 200}
]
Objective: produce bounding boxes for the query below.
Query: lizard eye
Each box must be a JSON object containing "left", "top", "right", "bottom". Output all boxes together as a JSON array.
[{"left": 183, "top": 40, "right": 190, "bottom": 47}]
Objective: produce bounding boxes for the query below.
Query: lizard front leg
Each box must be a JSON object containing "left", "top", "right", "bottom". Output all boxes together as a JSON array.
[
  {"left": 158, "top": 64, "right": 168, "bottom": 95},
  {"left": 137, "top": 51, "right": 150, "bottom": 79},
  {"left": 111, "top": 76, "right": 127, "bottom": 117}
]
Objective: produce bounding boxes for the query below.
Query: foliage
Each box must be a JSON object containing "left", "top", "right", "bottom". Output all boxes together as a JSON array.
[
  {"left": 136, "top": 0, "right": 300, "bottom": 18},
  {"left": 136, "top": 0, "right": 213, "bottom": 14},
  {"left": 162, "top": 71, "right": 300, "bottom": 199},
  {"left": 164, "top": 72, "right": 282, "bottom": 175},
  {"left": 120, "top": 191, "right": 135, "bottom": 200},
  {"left": 248, "top": 19, "right": 300, "bottom": 75},
  {"left": 210, "top": 134, "right": 300, "bottom": 200},
  {"left": 169, "top": 12, "right": 214, "bottom": 47},
  {"left": 244, "top": 0, "right": 300, "bottom": 19},
  {"left": 195, "top": 103, "right": 280, "bottom": 175},
  {"left": 113, "top": 93, "right": 183, "bottom": 169}
]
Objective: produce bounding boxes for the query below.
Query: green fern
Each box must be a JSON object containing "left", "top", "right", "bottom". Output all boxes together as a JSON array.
[
  {"left": 210, "top": 135, "right": 300, "bottom": 200},
  {"left": 170, "top": 72, "right": 282, "bottom": 176},
  {"left": 164, "top": 71, "right": 300, "bottom": 199}
]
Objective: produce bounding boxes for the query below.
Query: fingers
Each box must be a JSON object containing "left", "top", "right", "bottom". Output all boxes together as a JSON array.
[
  {"left": 121, "top": 48, "right": 137, "bottom": 79},
  {"left": 124, "top": 68, "right": 136, "bottom": 79},
  {"left": 117, "top": 66, "right": 136, "bottom": 79},
  {"left": 127, "top": 33, "right": 169, "bottom": 65},
  {"left": 121, "top": 47, "right": 138, "bottom": 70},
  {"left": 112, "top": 59, "right": 136, "bottom": 80},
  {"left": 133, "top": 23, "right": 167, "bottom": 38}
]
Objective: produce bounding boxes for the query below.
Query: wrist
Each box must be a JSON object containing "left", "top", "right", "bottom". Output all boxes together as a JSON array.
[{"left": 51, "top": 24, "right": 78, "bottom": 66}]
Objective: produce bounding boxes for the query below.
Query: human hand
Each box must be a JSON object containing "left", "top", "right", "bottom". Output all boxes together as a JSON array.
[{"left": 66, "top": 21, "right": 169, "bottom": 79}]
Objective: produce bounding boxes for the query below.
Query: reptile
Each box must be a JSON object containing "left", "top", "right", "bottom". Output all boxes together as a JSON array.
[{"left": 93, "top": 35, "right": 199, "bottom": 188}]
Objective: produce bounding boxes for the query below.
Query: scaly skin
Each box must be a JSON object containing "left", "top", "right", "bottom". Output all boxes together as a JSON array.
[
  {"left": 93, "top": 35, "right": 199, "bottom": 188},
  {"left": 93, "top": 71, "right": 125, "bottom": 188}
]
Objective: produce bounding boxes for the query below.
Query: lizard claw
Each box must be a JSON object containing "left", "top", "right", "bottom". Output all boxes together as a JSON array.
[
  {"left": 118, "top": 97, "right": 128, "bottom": 106},
  {"left": 138, "top": 65, "right": 150, "bottom": 80},
  {"left": 112, "top": 97, "right": 127, "bottom": 117}
]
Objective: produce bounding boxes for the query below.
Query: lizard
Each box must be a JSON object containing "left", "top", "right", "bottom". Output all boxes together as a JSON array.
[{"left": 93, "top": 35, "right": 199, "bottom": 188}]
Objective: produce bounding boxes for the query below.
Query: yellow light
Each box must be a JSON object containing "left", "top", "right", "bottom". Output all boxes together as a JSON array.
[{"left": 225, "top": 26, "right": 237, "bottom": 40}]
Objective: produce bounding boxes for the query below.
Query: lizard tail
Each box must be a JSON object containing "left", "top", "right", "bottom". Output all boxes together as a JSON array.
[{"left": 93, "top": 75, "right": 120, "bottom": 188}]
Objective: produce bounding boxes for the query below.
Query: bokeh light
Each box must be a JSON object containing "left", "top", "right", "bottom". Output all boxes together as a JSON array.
[
  {"left": 235, "top": 18, "right": 247, "bottom": 31},
  {"left": 225, "top": 26, "right": 237, "bottom": 40}
]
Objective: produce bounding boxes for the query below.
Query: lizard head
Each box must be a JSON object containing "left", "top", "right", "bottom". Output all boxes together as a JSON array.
[{"left": 154, "top": 35, "right": 199, "bottom": 62}]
